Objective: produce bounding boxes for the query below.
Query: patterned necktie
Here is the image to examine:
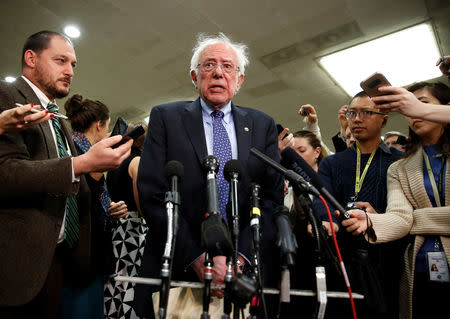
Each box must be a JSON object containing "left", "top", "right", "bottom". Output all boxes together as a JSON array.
[
  {"left": 48, "top": 103, "right": 79, "bottom": 248},
  {"left": 211, "top": 110, "right": 232, "bottom": 221}
]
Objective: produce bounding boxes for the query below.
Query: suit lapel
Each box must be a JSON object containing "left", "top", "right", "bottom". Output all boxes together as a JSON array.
[
  {"left": 182, "top": 99, "right": 208, "bottom": 164},
  {"left": 14, "top": 77, "right": 57, "bottom": 157},
  {"left": 232, "top": 103, "right": 251, "bottom": 162}
]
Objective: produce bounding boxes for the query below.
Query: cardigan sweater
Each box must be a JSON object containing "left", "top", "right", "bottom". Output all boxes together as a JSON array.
[{"left": 369, "top": 147, "right": 450, "bottom": 319}]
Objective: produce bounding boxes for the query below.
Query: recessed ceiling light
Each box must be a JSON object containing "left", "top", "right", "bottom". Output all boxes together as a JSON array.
[
  {"left": 318, "top": 23, "right": 442, "bottom": 97},
  {"left": 5, "top": 76, "right": 16, "bottom": 83},
  {"left": 64, "top": 25, "right": 81, "bottom": 39}
]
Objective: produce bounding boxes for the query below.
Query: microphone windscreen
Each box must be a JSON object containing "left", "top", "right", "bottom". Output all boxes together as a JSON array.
[
  {"left": 203, "top": 155, "right": 219, "bottom": 173},
  {"left": 223, "top": 159, "right": 243, "bottom": 182},
  {"left": 164, "top": 160, "right": 184, "bottom": 180},
  {"left": 281, "top": 147, "right": 324, "bottom": 189}
]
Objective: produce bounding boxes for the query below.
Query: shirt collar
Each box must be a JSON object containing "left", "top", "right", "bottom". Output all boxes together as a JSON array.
[
  {"left": 350, "top": 140, "right": 392, "bottom": 154},
  {"left": 21, "top": 75, "right": 54, "bottom": 108},
  {"left": 200, "top": 98, "right": 232, "bottom": 124}
]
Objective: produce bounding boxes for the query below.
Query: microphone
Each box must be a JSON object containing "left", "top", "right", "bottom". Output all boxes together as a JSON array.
[
  {"left": 165, "top": 160, "right": 184, "bottom": 197},
  {"left": 159, "top": 160, "right": 183, "bottom": 319},
  {"left": 280, "top": 147, "right": 350, "bottom": 220},
  {"left": 201, "top": 155, "right": 233, "bottom": 257},
  {"left": 249, "top": 183, "right": 261, "bottom": 247},
  {"left": 223, "top": 159, "right": 242, "bottom": 227},
  {"left": 203, "top": 155, "right": 220, "bottom": 215},
  {"left": 250, "top": 147, "right": 319, "bottom": 196},
  {"left": 273, "top": 206, "right": 297, "bottom": 267}
]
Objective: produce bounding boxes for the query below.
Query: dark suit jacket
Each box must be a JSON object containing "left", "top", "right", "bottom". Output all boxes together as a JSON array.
[
  {"left": 135, "top": 98, "right": 283, "bottom": 315},
  {"left": 0, "top": 77, "right": 91, "bottom": 306}
]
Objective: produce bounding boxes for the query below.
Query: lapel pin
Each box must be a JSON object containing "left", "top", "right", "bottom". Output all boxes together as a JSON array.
[{"left": 244, "top": 127, "right": 249, "bottom": 132}]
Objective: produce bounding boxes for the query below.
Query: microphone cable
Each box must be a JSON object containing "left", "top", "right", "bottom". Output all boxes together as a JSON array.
[{"left": 318, "top": 195, "right": 357, "bottom": 319}]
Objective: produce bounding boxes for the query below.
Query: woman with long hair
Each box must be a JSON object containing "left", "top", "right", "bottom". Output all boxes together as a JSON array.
[{"left": 340, "top": 81, "right": 450, "bottom": 319}]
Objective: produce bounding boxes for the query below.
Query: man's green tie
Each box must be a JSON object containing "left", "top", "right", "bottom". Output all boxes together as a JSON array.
[{"left": 48, "top": 103, "right": 79, "bottom": 248}]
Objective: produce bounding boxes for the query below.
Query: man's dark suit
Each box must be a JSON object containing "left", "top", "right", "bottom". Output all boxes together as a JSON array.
[
  {"left": 0, "top": 77, "right": 91, "bottom": 308},
  {"left": 135, "top": 98, "right": 283, "bottom": 316}
]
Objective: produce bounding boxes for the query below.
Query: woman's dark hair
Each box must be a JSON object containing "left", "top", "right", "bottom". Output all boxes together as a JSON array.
[
  {"left": 404, "top": 81, "right": 450, "bottom": 157},
  {"left": 292, "top": 130, "right": 328, "bottom": 164},
  {"left": 64, "top": 94, "right": 110, "bottom": 133}
]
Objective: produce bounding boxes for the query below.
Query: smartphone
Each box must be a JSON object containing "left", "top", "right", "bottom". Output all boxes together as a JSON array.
[
  {"left": 112, "top": 125, "right": 145, "bottom": 148},
  {"left": 111, "top": 117, "right": 128, "bottom": 136},
  {"left": 360, "top": 72, "right": 391, "bottom": 97},
  {"left": 276, "top": 124, "right": 288, "bottom": 140}
]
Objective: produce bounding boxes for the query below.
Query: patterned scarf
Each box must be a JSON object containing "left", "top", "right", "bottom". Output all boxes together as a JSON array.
[{"left": 72, "top": 131, "right": 112, "bottom": 217}]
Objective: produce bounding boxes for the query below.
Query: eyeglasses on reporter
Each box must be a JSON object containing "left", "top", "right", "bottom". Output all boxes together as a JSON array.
[
  {"left": 197, "top": 61, "right": 240, "bottom": 74},
  {"left": 345, "top": 110, "right": 385, "bottom": 120}
]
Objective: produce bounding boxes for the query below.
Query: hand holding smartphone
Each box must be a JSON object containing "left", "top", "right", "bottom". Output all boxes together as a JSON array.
[
  {"left": 111, "top": 117, "right": 128, "bottom": 136},
  {"left": 112, "top": 125, "right": 145, "bottom": 148},
  {"left": 360, "top": 72, "right": 391, "bottom": 97}
]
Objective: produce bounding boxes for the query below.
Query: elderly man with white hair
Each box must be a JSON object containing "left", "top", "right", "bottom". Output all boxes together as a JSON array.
[{"left": 135, "top": 33, "right": 283, "bottom": 318}]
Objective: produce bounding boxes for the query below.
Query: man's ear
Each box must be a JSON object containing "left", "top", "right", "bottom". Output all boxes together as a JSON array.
[
  {"left": 190, "top": 70, "right": 198, "bottom": 89},
  {"left": 23, "top": 50, "right": 37, "bottom": 68},
  {"left": 381, "top": 115, "right": 388, "bottom": 128}
]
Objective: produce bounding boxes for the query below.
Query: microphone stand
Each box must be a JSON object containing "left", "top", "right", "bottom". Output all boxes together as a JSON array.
[
  {"left": 158, "top": 183, "right": 180, "bottom": 319},
  {"left": 228, "top": 171, "right": 240, "bottom": 319},
  {"left": 248, "top": 208, "right": 268, "bottom": 319},
  {"left": 202, "top": 252, "right": 214, "bottom": 319},
  {"left": 296, "top": 192, "right": 331, "bottom": 319}
]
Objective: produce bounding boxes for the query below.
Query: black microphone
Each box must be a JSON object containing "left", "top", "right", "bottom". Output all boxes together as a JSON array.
[
  {"left": 273, "top": 206, "right": 297, "bottom": 267},
  {"left": 203, "top": 155, "right": 220, "bottom": 215},
  {"left": 281, "top": 147, "right": 351, "bottom": 220},
  {"left": 201, "top": 155, "right": 233, "bottom": 257},
  {"left": 249, "top": 183, "right": 262, "bottom": 247},
  {"left": 164, "top": 160, "right": 184, "bottom": 196},
  {"left": 223, "top": 159, "right": 242, "bottom": 227},
  {"left": 250, "top": 147, "right": 319, "bottom": 196}
]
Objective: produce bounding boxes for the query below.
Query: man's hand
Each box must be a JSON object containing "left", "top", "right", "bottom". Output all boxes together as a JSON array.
[
  {"left": 110, "top": 200, "right": 128, "bottom": 219},
  {"left": 298, "top": 104, "right": 318, "bottom": 125},
  {"left": 307, "top": 221, "right": 339, "bottom": 237},
  {"left": 73, "top": 135, "right": 132, "bottom": 176},
  {"left": 0, "top": 104, "right": 51, "bottom": 134},
  {"left": 337, "top": 105, "right": 348, "bottom": 136},
  {"left": 191, "top": 254, "right": 240, "bottom": 299},
  {"left": 436, "top": 56, "right": 450, "bottom": 77},
  {"left": 278, "top": 127, "right": 294, "bottom": 153}
]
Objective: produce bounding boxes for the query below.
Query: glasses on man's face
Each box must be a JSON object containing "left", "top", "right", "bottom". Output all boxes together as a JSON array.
[
  {"left": 197, "top": 61, "right": 239, "bottom": 74},
  {"left": 345, "top": 110, "right": 385, "bottom": 120}
]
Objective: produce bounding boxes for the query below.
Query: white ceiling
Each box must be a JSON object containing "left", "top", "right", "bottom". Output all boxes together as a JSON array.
[{"left": 1, "top": 0, "right": 449, "bottom": 147}]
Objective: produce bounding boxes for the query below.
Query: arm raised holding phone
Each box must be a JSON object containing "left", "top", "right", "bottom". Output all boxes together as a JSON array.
[{"left": 372, "top": 85, "right": 450, "bottom": 123}]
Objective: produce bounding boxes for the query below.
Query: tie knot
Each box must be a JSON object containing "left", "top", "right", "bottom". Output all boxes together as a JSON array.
[
  {"left": 211, "top": 110, "right": 224, "bottom": 119},
  {"left": 47, "top": 103, "right": 59, "bottom": 113}
]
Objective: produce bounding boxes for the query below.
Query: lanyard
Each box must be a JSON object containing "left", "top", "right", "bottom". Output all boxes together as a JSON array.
[
  {"left": 353, "top": 147, "right": 377, "bottom": 201},
  {"left": 422, "top": 149, "right": 445, "bottom": 207}
]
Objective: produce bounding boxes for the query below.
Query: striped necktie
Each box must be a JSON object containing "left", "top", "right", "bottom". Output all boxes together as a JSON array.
[
  {"left": 211, "top": 110, "right": 232, "bottom": 221},
  {"left": 48, "top": 103, "right": 79, "bottom": 248}
]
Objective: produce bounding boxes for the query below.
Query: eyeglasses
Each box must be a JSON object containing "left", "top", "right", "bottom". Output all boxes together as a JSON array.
[
  {"left": 197, "top": 61, "right": 239, "bottom": 74},
  {"left": 345, "top": 110, "right": 385, "bottom": 120}
]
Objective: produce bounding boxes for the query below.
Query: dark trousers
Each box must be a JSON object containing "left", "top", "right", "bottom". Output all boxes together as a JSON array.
[
  {"left": 0, "top": 250, "right": 65, "bottom": 319},
  {"left": 413, "top": 272, "right": 450, "bottom": 319}
]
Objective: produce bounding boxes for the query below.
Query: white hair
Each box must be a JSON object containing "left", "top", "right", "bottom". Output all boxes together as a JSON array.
[{"left": 189, "top": 32, "right": 249, "bottom": 78}]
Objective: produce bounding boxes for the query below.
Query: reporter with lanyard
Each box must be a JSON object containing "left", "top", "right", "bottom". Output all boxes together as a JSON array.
[
  {"left": 340, "top": 82, "right": 450, "bottom": 319},
  {"left": 312, "top": 91, "right": 404, "bottom": 319}
]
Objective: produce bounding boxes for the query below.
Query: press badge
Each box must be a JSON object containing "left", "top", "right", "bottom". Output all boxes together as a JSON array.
[{"left": 427, "top": 251, "right": 450, "bottom": 282}]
